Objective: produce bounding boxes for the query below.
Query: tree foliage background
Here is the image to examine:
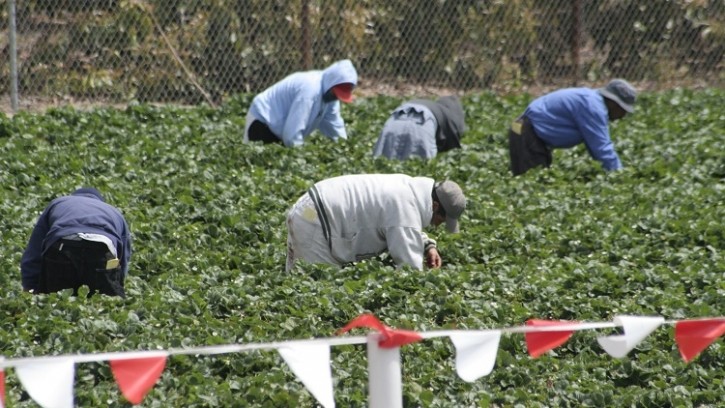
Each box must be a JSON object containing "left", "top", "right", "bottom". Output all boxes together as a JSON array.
[{"left": 1, "top": 0, "right": 723, "bottom": 105}]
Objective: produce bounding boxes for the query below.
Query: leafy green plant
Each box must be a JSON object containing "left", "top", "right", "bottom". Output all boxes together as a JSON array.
[{"left": 0, "top": 89, "right": 723, "bottom": 407}]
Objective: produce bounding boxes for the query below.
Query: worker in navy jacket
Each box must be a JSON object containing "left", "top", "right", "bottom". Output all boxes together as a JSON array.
[{"left": 21, "top": 187, "right": 132, "bottom": 297}]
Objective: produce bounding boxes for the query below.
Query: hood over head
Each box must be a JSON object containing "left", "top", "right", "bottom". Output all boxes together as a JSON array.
[
  {"left": 321, "top": 59, "right": 358, "bottom": 98},
  {"left": 71, "top": 187, "right": 105, "bottom": 202}
]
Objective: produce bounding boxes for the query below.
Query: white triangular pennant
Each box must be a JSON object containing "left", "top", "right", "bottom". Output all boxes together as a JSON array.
[
  {"left": 15, "top": 359, "right": 75, "bottom": 408},
  {"left": 597, "top": 315, "right": 665, "bottom": 358},
  {"left": 450, "top": 331, "right": 501, "bottom": 382},
  {"left": 278, "top": 342, "right": 335, "bottom": 408}
]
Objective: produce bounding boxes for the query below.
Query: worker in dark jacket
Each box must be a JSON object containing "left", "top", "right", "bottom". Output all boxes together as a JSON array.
[
  {"left": 21, "top": 187, "right": 132, "bottom": 297},
  {"left": 373, "top": 95, "right": 466, "bottom": 160}
]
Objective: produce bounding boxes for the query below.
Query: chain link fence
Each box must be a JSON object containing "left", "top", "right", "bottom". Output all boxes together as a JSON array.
[{"left": 2, "top": 0, "right": 723, "bottom": 111}]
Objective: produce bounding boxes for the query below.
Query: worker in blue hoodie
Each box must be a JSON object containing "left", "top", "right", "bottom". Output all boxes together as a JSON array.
[
  {"left": 244, "top": 59, "right": 358, "bottom": 147},
  {"left": 21, "top": 187, "right": 132, "bottom": 297}
]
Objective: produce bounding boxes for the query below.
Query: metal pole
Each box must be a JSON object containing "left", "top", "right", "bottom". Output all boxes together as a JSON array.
[
  {"left": 8, "top": 0, "right": 19, "bottom": 112},
  {"left": 366, "top": 334, "right": 403, "bottom": 408},
  {"left": 301, "top": 0, "right": 311, "bottom": 69},
  {"left": 571, "top": 0, "right": 581, "bottom": 86}
]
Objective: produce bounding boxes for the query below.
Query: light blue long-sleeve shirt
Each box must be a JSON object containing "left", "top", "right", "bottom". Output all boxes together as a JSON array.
[
  {"left": 248, "top": 59, "right": 358, "bottom": 147},
  {"left": 524, "top": 88, "right": 622, "bottom": 171}
]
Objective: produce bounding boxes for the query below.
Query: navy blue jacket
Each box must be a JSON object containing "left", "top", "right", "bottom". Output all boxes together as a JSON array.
[{"left": 21, "top": 189, "right": 132, "bottom": 291}]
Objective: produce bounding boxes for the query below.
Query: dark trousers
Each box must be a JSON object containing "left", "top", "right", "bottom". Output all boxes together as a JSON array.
[
  {"left": 508, "top": 116, "right": 552, "bottom": 176},
  {"left": 40, "top": 239, "right": 125, "bottom": 298},
  {"left": 247, "top": 120, "right": 283, "bottom": 144}
]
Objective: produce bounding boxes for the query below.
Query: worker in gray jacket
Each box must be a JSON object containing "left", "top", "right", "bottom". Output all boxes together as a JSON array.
[
  {"left": 373, "top": 95, "right": 466, "bottom": 160},
  {"left": 285, "top": 174, "right": 466, "bottom": 271}
]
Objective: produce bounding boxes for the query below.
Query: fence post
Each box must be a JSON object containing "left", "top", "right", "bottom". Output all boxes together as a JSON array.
[
  {"left": 366, "top": 334, "right": 403, "bottom": 408},
  {"left": 571, "top": 0, "right": 581, "bottom": 86},
  {"left": 301, "top": 0, "right": 312, "bottom": 70},
  {"left": 8, "top": 0, "right": 19, "bottom": 112}
]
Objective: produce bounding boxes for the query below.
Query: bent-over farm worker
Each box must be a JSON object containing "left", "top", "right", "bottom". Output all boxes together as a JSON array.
[
  {"left": 508, "top": 78, "right": 637, "bottom": 176},
  {"left": 21, "top": 187, "right": 132, "bottom": 297},
  {"left": 244, "top": 59, "right": 358, "bottom": 147},
  {"left": 373, "top": 95, "right": 467, "bottom": 160},
  {"left": 285, "top": 174, "right": 466, "bottom": 271}
]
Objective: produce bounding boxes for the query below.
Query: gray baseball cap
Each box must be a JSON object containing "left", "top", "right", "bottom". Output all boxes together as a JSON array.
[
  {"left": 598, "top": 79, "right": 637, "bottom": 113},
  {"left": 434, "top": 180, "right": 466, "bottom": 233}
]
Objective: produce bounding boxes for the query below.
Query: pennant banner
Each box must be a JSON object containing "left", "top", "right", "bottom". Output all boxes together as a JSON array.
[
  {"left": 449, "top": 331, "right": 501, "bottom": 382},
  {"left": 674, "top": 318, "right": 725, "bottom": 363},
  {"left": 0, "top": 313, "right": 723, "bottom": 405},
  {"left": 110, "top": 356, "right": 167, "bottom": 405},
  {"left": 279, "top": 343, "right": 335, "bottom": 408},
  {"left": 597, "top": 315, "right": 665, "bottom": 358},
  {"left": 15, "top": 359, "right": 75, "bottom": 408},
  {"left": 524, "top": 319, "right": 578, "bottom": 358},
  {"left": 338, "top": 314, "right": 423, "bottom": 348},
  {"left": 1, "top": 367, "right": 5, "bottom": 408}
]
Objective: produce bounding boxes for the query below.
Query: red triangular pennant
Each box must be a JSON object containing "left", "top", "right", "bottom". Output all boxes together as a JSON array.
[
  {"left": 379, "top": 328, "right": 424, "bottom": 348},
  {"left": 337, "top": 314, "right": 388, "bottom": 334},
  {"left": 337, "top": 313, "right": 423, "bottom": 348},
  {"left": 110, "top": 356, "right": 167, "bottom": 404},
  {"left": 674, "top": 318, "right": 725, "bottom": 363},
  {"left": 525, "top": 319, "right": 578, "bottom": 358}
]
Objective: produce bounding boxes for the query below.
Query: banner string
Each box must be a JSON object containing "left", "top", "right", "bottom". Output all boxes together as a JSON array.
[{"left": 0, "top": 317, "right": 719, "bottom": 368}]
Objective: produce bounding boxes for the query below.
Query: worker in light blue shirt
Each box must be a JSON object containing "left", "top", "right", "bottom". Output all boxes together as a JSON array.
[
  {"left": 244, "top": 59, "right": 358, "bottom": 147},
  {"left": 508, "top": 79, "right": 637, "bottom": 175}
]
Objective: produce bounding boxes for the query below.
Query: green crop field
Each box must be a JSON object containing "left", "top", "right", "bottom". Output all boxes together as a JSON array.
[{"left": 0, "top": 89, "right": 723, "bottom": 407}]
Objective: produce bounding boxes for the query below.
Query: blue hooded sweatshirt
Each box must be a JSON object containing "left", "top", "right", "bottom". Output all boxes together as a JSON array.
[
  {"left": 21, "top": 188, "right": 132, "bottom": 291},
  {"left": 248, "top": 59, "right": 358, "bottom": 147}
]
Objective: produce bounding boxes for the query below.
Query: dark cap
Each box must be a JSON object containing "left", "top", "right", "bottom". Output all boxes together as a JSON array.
[
  {"left": 598, "top": 79, "right": 637, "bottom": 113},
  {"left": 434, "top": 180, "right": 466, "bottom": 233}
]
